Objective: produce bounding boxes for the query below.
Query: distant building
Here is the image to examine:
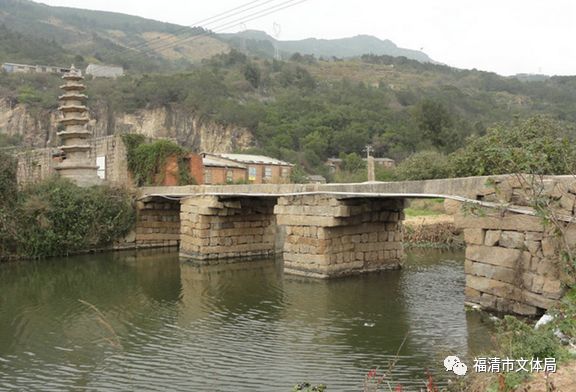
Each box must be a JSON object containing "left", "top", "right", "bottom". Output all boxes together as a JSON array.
[
  {"left": 202, "top": 155, "right": 247, "bottom": 185},
  {"left": 85, "top": 64, "right": 124, "bottom": 78},
  {"left": 202, "top": 153, "right": 294, "bottom": 184},
  {"left": 1, "top": 62, "right": 71, "bottom": 75}
]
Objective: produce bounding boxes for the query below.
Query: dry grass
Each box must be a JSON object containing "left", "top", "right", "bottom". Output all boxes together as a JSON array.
[{"left": 404, "top": 215, "right": 463, "bottom": 248}]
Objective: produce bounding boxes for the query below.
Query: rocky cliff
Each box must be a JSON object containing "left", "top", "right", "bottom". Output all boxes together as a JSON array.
[{"left": 0, "top": 98, "right": 255, "bottom": 153}]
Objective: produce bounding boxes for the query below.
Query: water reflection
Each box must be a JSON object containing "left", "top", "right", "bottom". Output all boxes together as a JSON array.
[{"left": 0, "top": 248, "right": 493, "bottom": 391}]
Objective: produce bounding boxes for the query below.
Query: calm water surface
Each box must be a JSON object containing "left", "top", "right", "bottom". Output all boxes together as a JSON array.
[{"left": 0, "top": 249, "right": 493, "bottom": 391}]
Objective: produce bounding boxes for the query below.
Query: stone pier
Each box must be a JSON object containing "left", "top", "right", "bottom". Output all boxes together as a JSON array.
[
  {"left": 179, "top": 196, "right": 277, "bottom": 261},
  {"left": 136, "top": 197, "right": 181, "bottom": 248},
  {"left": 275, "top": 196, "right": 405, "bottom": 278}
]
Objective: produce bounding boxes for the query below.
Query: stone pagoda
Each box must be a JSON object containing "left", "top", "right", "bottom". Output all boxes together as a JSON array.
[{"left": 55, "top": 65, "right": 100, "bottom": 187}]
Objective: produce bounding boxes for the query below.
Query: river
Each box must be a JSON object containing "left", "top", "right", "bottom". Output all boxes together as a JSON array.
[{"left": 0, "top": 248, "right": 493, "bottom": 391}]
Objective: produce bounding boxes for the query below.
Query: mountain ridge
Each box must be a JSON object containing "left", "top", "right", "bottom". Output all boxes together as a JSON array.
[{"left": 221, "top": 30, "right": 434, "bottom": 62}]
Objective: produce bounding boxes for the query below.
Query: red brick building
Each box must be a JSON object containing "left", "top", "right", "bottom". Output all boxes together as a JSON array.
[{"left": 202, "top": 153, "right": 294, "bottom": 184}]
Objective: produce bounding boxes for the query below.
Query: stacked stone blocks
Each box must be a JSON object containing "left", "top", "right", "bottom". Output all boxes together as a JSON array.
[
  {"left": 136, "top": 198, "right": 181, "bottom": 247},
  {"left": 457, "top": 175, "right": 575, "bottom": 316},
  {"left": 179, "top": 196, "right": 277, "bottom": 260},
  {"left": 275, "top": 196, "right": 405, "bottom": 278}
]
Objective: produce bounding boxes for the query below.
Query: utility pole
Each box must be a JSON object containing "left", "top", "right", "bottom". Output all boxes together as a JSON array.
[{"left": 364, "top": 145, "right": 375, "bottom": 182}]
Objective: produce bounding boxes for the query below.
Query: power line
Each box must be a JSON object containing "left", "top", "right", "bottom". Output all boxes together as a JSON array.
[
  {"left": 128, "top": 0, "right": 278, "bottom": 52},
  {"left": 135, "top": 0, "right": 308, "bottom": 59},
  {"left": 136, "top": 0, "right": 303, "bottom": 58}
]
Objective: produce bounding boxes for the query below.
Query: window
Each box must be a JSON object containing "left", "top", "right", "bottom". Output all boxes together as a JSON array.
[
  {"left": 204, "top": 169, "right": 212, "bottom": 184},
  {"left": 226, "top": 170, "right": 234, "bottom": 183},
  {"left": 281, "top": 167, "right": 290, "bottom": 178},
  {"left": 248, "top": 166, "right": 257, "bottom": 182},
  {"left": 96, "top": 156, "right": 106, "bottom": 179},
  {"left": 264, "top": 167, "right": 273, "bottom": 178}
]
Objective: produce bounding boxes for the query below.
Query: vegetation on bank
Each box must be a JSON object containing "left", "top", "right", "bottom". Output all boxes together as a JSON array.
[
  {"left": 0, "top": 152, "right": 134, "bottom": 259},
  {"left": 462, "top": 289, "right": 576, "bottom": 392}
]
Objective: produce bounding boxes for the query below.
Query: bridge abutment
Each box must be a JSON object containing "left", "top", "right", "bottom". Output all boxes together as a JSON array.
[
  {"left": 179, "top": 196, "right": 277, "bottom": 261},
  {"left": 275, "top": 196, "right": 405, "bottom": 278},
  {"left": 454, "top": 175, "right": 574, "bottom": 316}
]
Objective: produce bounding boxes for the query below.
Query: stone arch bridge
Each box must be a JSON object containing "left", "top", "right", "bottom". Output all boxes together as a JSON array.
[{"left": 138, "top": 174, "right": 576, "bottom": 316}]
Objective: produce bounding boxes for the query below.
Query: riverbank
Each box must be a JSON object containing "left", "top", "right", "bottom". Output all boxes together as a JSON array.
[{"left": 403, "top": 214, "right": 464, "bottom": 249}]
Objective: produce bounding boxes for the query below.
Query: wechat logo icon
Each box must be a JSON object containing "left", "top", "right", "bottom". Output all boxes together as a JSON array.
[{"left": 444, "top": 355, "right": 468, "bottom": 376}]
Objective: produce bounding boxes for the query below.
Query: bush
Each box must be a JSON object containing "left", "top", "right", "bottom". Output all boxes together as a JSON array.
[
  {"left": 394, "top": 151, "right": 452, "bottom": 180},
  {"left": 450, "top": 116, "right": 576, "bottom": 177},
  {"left": 2, "top": 178, "right": 135, "bottom": 259}
]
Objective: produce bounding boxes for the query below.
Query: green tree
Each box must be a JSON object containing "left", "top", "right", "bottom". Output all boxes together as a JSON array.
[
  {"left": 450, "top": 116, "right": 576, "bottom": 177},
  {"left": 394, "top": 151, "right": 452, "bottom": 180},
  {"left": 243, "top": 62, "right": 261, "bottom": 89},
  {"left": 414, "top": 99, "right": 453, "bottom": 150}
]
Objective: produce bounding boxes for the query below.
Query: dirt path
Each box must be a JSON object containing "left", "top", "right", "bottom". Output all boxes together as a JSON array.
[{"left": 518, "top": 360, "right": 576, "bottom": 391}]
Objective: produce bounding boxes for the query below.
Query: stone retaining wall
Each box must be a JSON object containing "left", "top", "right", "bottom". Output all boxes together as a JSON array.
[
  {"left": 275, "top": 196, "right": 405, "bottom": 278},
  {"left": 455, "top": 175, "right": 575, "bottom": 316},
  {"left": 179, "top": 196, "right": 277, "bottom": 260}
]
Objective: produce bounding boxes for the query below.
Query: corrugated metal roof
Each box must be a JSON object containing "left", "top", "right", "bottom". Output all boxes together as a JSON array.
[
  {"left": 203, "top": 156, "right": 246, "bottom": 169},
  {"left": 215, "top": 153, "right": 294, "bottom": 166}
]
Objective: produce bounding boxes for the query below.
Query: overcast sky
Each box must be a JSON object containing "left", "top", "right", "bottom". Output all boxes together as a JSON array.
[{"left": 36, "top": 0, "right": 576, "bottom": 76}]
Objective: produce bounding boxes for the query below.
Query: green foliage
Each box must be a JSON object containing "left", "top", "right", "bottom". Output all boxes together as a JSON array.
[
  {"left": 550, "top": 287, "right": 576, "bottom": 340},
  {"left": 496, "top": 316, "right": 562, "bottom": 360},
  {"left": 243, "top": 62, "right": 261, "bottom": 89},
  {"left": 394, "top": 151, "right": 452, "bottom": 180},
  {"left": 289, "top": 165, "right": 309, "bottom": 184},
  {"left": 0, "top": 151, "right": 18, "bottom": 256},
  {"left": 451, "top": 117, "right": 576, "bottom": 177},
  {"left": 1, "top": 178, "right": 134, "bottom": 259},
  {"left": 122, "top": 134, "right": 192, "bottom": 186},
  {"left": 414, "top": 99, "right": 454, "bottom": 151},
  {"left": 0, "top": 151, "right": 17, "bottom": 203}
]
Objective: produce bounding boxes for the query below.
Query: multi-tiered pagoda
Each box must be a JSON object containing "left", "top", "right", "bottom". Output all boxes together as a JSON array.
[{"left": 55, "top": 65, "right": 100, "bottom": 186}]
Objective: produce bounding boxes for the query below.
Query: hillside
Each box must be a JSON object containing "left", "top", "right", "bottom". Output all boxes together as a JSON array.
[
  {"left": 221, "top": 30, "right": 433, "bottom": 62},
  {"left": 0, "top": 1, "right": 436, "bottom": 72},
  {"left": 1, "top": 0, "right": 576, "bottom": 181},
  {"left": 0, "top": 0, "right": 231, "bottom": 71}
]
